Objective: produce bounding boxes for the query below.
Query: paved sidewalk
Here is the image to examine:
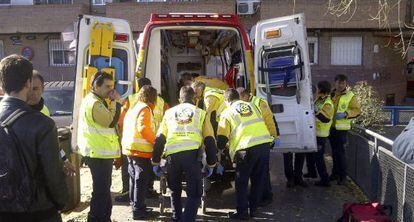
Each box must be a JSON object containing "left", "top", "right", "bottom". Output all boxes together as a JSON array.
[{"left": 63, "top": 152, "right": 366, "bottom": 222}]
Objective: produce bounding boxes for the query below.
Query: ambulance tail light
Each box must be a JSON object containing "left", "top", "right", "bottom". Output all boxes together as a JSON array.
[{"left": 114, "top": 33, "right": 128, "bottom": 42}]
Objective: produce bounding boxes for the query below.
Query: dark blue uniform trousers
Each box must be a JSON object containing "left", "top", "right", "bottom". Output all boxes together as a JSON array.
[
  {"left": 261, "top": 147, "right": 273, "bottom": 202},
  {"left": 85, "top": 157, "right": 113, "bottom": 222},
  {"left": 235, "top": 143, "right": 270, "bottom": 215},
  {"left": 329, "top": 129, "right": 348, "bottom": 180},
  {"left": 166, "top": 149, "right": 202, "bottom": 222}
]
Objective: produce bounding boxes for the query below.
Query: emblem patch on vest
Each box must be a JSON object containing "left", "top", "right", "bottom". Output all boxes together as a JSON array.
[
  {"left": 175, "top": 108, "right": 194, "bottom": 124},
  {"left": 341, "top": 104, "right": 346, "bottom": 109},
  {"left": 235, "top": 103, "right": 253, "bottom": 117}
]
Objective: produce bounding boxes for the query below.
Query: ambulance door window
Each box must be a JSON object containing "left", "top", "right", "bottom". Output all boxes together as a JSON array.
[{"left": 92, "top": 48, "right": 128, "bottom": 96}]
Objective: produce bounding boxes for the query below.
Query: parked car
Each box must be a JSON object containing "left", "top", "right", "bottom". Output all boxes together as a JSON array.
[{"left": 43, "top": 81, "right": 74, "bottom": 128}]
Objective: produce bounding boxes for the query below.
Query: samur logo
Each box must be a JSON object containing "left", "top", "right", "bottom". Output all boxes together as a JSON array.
[
  {"left": 175, "top": 107, "right": 194, "bottom": 124},
  {"left": 235, "top": 103, "right": 253, "bottom": 117}
]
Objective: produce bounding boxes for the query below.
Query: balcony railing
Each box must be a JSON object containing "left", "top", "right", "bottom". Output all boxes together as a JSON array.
[{"left": 34, "top": 0, "right": 73, "bottom": 4}]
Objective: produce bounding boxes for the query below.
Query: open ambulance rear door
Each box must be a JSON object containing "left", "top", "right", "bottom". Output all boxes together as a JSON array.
[
  {"left": 71, "top": 15, "right": 136, "bottom": 151},
  {"left": 253, "top": 13, "right": 317, "bottom": 153}
]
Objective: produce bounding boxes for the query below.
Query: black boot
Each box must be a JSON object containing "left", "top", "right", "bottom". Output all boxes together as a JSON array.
[
  {"left": 329, "top": 174, "right": 339, "bottom": 181},
  {"left": 228, "top": 212, "right": 249, "bottom": 220},
  {"left": 303, "top": 173, "right": 317, "bottom": 179},
  {"left": 286, "top": 178, "right": 295, "bottom": 188},
  {"left": 315, "top": 180, "right": 330, "bottom": 187},
  {"left": 294, "top": 177, "right": 308, "bottom": 187}
]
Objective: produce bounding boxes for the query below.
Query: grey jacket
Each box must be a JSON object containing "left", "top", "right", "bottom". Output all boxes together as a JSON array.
[
  {"left": 393, "top": 117, "right": 414, "bottom": 166},
  {"left": 0, "top": 97, "right": 68, "bottom": 212}
]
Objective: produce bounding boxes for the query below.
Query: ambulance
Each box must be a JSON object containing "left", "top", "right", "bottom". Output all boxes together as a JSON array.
[{"left": 72, "top": 13, "right": 316, "bottom": 154}]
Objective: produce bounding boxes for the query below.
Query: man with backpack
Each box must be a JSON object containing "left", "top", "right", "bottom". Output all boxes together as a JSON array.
[{"left": 0, "top": 54, "right": 68, "bottom": 222}]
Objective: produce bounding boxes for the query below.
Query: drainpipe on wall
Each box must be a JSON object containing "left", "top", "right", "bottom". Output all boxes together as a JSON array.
[{"left": 407, "top": 0, "right": 414, "bottom": 25}]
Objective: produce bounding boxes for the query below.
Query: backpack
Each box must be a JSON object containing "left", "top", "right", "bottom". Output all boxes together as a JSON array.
[
  {"left": 338, "top": 202, "right": 392, "bottom": 222},
  {"left": 0, "top": 109, "right": 34, "bottom": 212}
]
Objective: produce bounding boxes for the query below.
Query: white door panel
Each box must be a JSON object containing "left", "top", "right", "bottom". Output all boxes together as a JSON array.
[
  {"left": 254, "top": 13, "right": 316, "bottom": 153},
  {"left": 72, "top": 15, "right": 135, "bottom": 152}
]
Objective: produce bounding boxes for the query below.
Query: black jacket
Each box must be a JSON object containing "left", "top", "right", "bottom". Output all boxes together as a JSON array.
[{"left": 0, "top": 97, "right": 68, "bottom": 213}]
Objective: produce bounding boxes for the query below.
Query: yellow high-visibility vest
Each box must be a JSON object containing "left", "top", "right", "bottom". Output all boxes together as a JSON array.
[
  {"left": 315, "top": 96, "right": 334, "bottom": 137},
  {"left": 222, "top": 100, "right": 273, "bottom": 161},
  {"left": 334, "top": 91, "right": 355, "bottom": 131},
  {"left": 122, "top": 102, "right": 155, "bottom": 156},
  {"left": 162, "top": 103, "right": 205, "bottom": 156},
  {"left": 77, "top": 93, "right": 120, "bottom": 159},
  {"left": 129, "top": 94, "right": 165, "bottom": 129}
]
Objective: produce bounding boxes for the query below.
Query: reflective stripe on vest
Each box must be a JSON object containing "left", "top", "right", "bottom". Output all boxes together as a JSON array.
[
  {"left": 77, "top": 93, "right": 120, "bottom": 159},
  {"left": 315, "top": 96, "right": 334, "bottom": 137},
  {"left": 153, "top": 96, "right": 165, "bottom": 129},
  {"left": 41, "top": 105, "right": 50, "bottom": 116},
  {"left": 251, "top": 96, "right": 265, "bottom": 114},
  {"left": 335, "top": 91, "right": 355, "bottom": 130},
  {"left": 163, "top": 103, "right": 205, "bottom": 156},
  {"left": 224, "top": 101, "right": 273, "bottom": 161},
  {"left": 121, "top": 102, "right": 155, "bottom": 156}
]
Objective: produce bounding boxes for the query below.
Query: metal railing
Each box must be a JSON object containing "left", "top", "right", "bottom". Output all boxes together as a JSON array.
[
  {"left": 348, "top": 125, "right": 414, "bottom": 222},
  {"left": 383, "top": 106, "right": 414, "bottom": 126}
]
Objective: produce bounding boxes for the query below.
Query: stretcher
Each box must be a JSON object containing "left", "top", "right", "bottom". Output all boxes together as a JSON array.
[{"left": 82, "top": 21, "right": 115, "bottom": 97}]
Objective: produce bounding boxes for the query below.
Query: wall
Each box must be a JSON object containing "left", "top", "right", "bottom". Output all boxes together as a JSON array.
[
  {"left": 106, "top": 0, "right": 235, "bottom": 32},
  {"left": 310, "top": 31, "right": 406, "bottom": 103},
  {"left": 0, "top": 3, "right": 89, "bottom": 34},
  {"left": 0, "top": 34, "right": 75, "bottom": 81}
]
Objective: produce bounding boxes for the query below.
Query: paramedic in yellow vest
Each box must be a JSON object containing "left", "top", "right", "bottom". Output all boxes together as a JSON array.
[
  {"left": 77, "top": 71, "right": 122, "bottom": 222},
  {"left": 116, "top": 77, "right": 168, "bottom": 202},
  {"left": 217, "top": 89, "right": 274, "bottom": 220},
  {"left": 237, "top": 87, "right": 280, "bottom": 207},
  {"left": 329, "top": 74, "right": 361, "bottom": 185},
  {"left": 308, "top": 81, "right": 335, "bottom": 187},
  {"left": 121, "top": 85, "right": 158, "bottom": 220},
  {"left": 152, "top": 86, "right": 217, "bottom": 222},
  {"left": 27, "top": 70, "right": 76, "bottom": 177},
  {"left": 192, "top": 81, "right": 225, "bottom": 135}
]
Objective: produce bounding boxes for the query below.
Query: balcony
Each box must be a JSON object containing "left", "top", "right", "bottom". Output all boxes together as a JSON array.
[{"left": 34, "top": 0, "right": 73, "bottom": 4}]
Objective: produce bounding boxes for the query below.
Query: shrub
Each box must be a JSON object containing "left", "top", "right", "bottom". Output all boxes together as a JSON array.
[{"left": 352, "top": 81, "right": 387, "bottom": 130}]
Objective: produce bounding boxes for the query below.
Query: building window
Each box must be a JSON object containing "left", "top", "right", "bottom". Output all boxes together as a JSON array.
[
  {"left": 308, "top": 37, "right": 318, "bottom": 65},
  {"left": 0, "top": 0, "right": 11, "bottom": 5},
  {"left": 331, "top": 36, "right": 362, "bottom": 66},
  {"left": 92, "top": 0, "right": 113, "bottom": 5},
  {"left": 49, "top": 39, "right": 74, "bottom": 67},
  {"left": 0, "top": 40, "right": 4, "bottom": 60}
]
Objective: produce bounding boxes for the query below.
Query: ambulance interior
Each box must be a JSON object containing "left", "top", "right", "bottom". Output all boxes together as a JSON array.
[{"left": 143, "top": 27, "right": 247, "bottom": 105}]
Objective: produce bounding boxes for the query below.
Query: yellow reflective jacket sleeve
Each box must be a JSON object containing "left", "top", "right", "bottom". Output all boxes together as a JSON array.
[
  {"left": 346, "top": 96, "right": 361, "bottom": 119},
  {"left": 156, "top": 117, "right": 168, "bottom": 138},
  {"left": 205, "top": 96, "right": 219, "bottom": 115},
  {"left": 202, "top": 114, "right": 215, "bottom": 138},
  {"left": 259, "top": 100, "right": 279, "bottom": 138},
  {"left": 92, "top": 100, "right": 119, "bottom": 128},
  {"left": 217, "top": 114, "right": 231, "bottom": 139}
]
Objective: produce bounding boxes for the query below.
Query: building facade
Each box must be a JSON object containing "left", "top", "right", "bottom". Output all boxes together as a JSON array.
[{"left": 0, "top": 0, "right": 412, "bottom": 104}]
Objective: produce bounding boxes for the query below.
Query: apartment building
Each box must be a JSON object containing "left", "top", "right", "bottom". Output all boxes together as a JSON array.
[{"left": 0, "top": 0, "right": 412, "bottom": 104}]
